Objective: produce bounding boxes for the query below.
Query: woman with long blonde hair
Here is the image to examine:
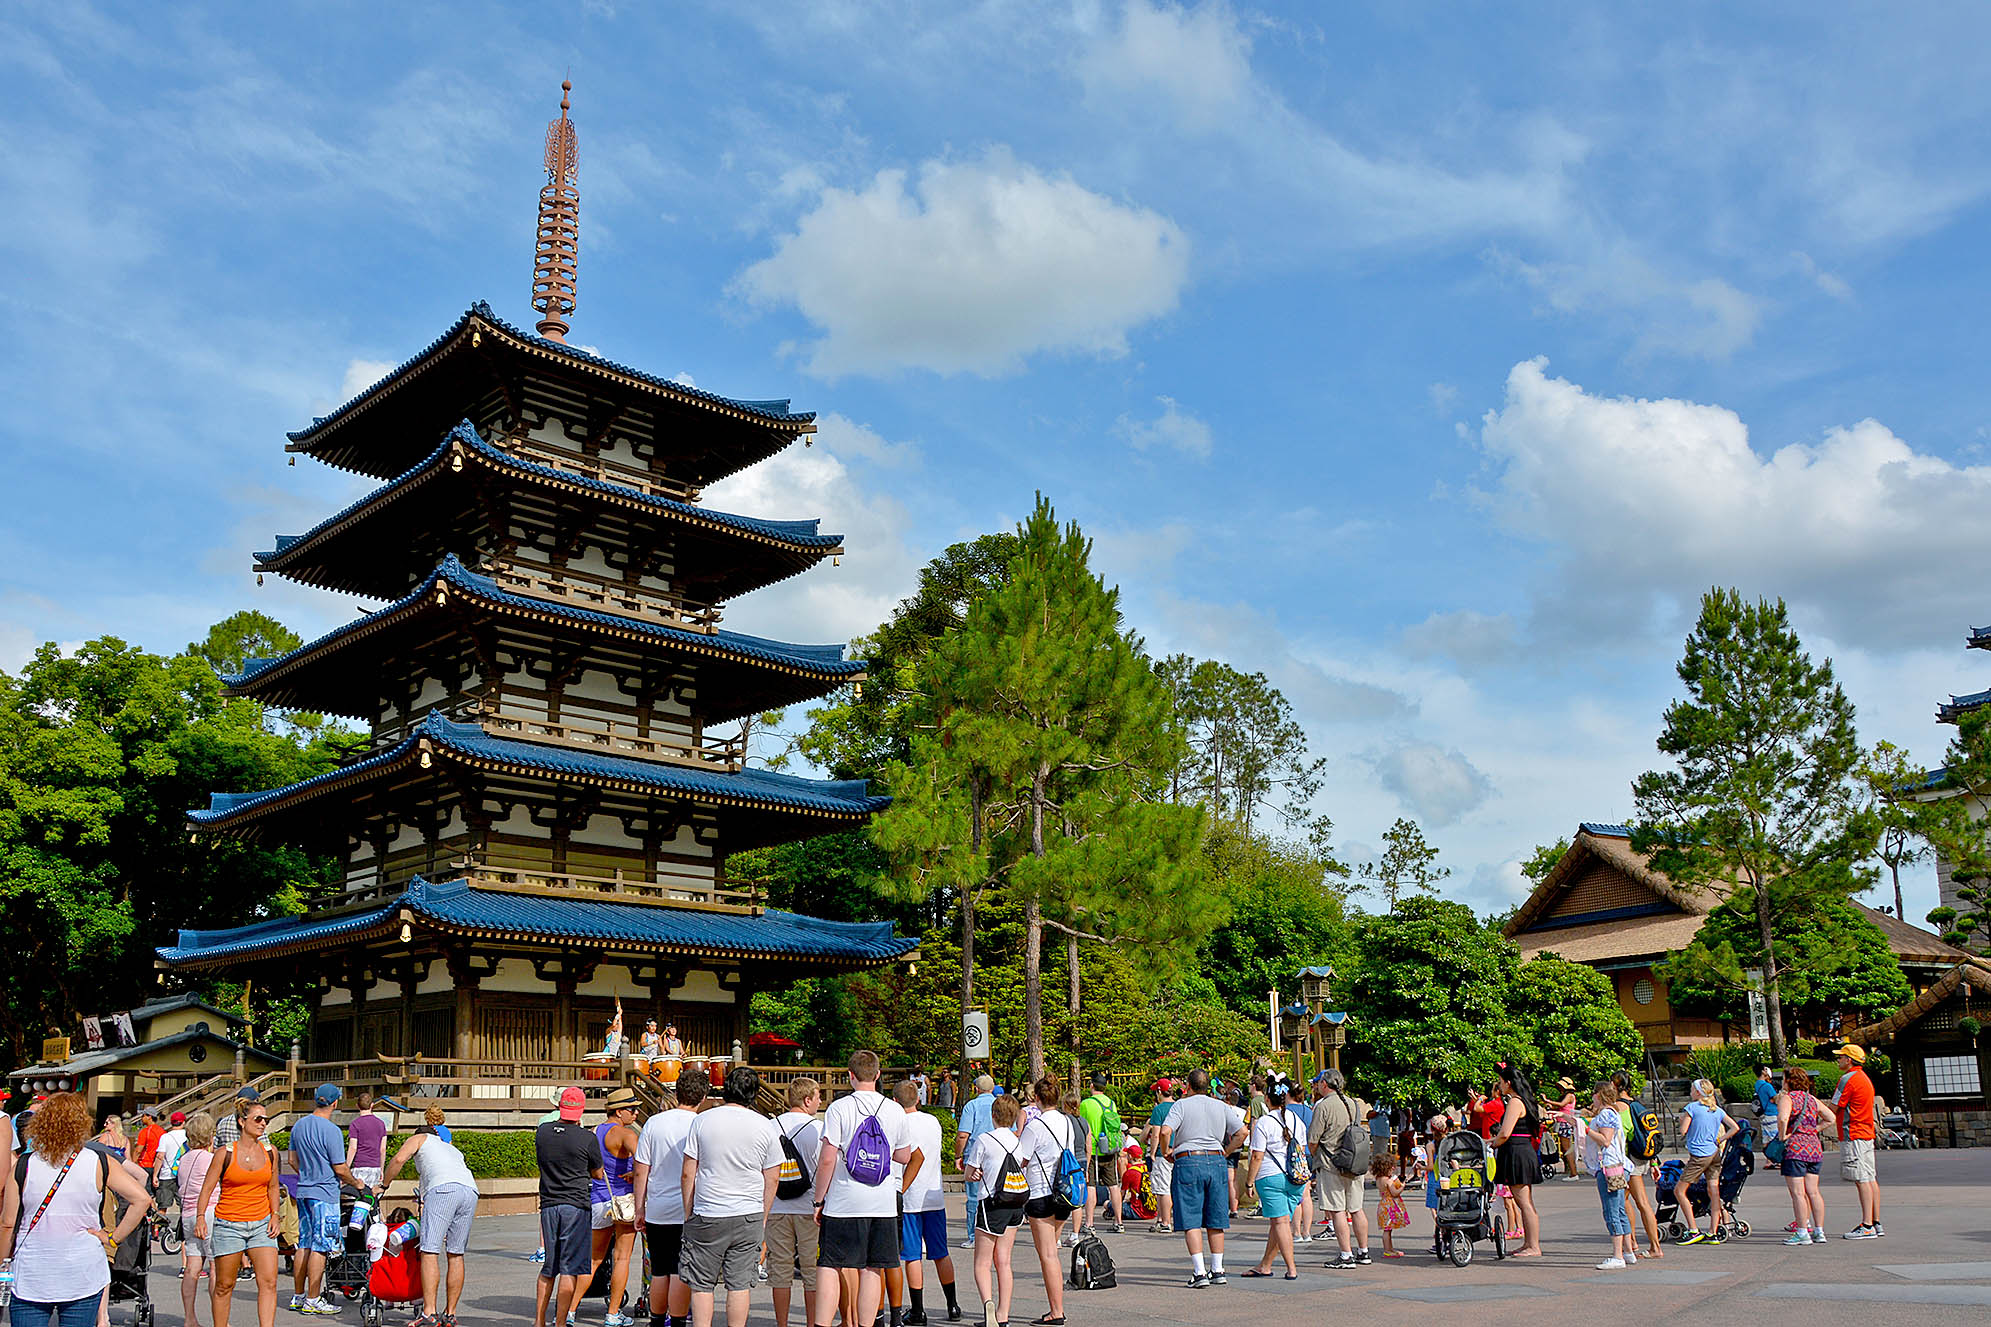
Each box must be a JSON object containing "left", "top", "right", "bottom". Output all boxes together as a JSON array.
[{"left": 0, "top": 1092, "right": 151, "bottom": 1326}]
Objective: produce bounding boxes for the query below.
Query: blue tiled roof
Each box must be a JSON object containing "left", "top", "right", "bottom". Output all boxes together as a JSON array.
[
  {"left": 191, "top": 711, "right": 887, "bottom": 827},
  {"left": 1939, "top": 688, "right": 1991, "bottom": 721},
  {"left": 1578, "top": 822, "right": 1633, "bottom": 838},
  {"left": 156, "top": 877, "right": 916, "bottom": 967},
  {"left": 231, "top": 555, "right": 862, "bottom": 689},
  {"left": 258, "top": 421, "right": 840, "bottom": 569},
  {"left": 1970, "top": 626, "right": 1990, "bottom": 648},
  {"left": 289, "top": 302, "right": 814, "bottom": 446}
]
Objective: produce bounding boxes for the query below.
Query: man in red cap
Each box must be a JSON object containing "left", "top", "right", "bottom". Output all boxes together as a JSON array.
[
  {"left": 535, "top": 1086, "right": 607, "bottom": 1327},
  {"left": 153, "top": 1110, "right": 190, "bottom": 1214},
  {"left": 1142, "top": 1079, "right": 1178, "bottom": 1233}
]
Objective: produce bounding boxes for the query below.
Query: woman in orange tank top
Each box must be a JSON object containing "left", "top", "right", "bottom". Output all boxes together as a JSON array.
[{"left": 193, "top": 1101, "right": 283, "bottom": 1327}]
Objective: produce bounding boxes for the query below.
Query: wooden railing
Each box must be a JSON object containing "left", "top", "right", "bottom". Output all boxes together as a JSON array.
[
  {"left": 486, "top": 561, "right": 720, "bottom": 634},
  {"left": 479, "top": 709, "right": 745, "bottom": 771},
  {"left": 466, "top": 861, "right": 763, "bottom": 913},
  {"left": 307, "top": 861, "right": 764, "bottom": 914},
  {"left": 507, "top": 440, "right": 703, "bottom": 505}
]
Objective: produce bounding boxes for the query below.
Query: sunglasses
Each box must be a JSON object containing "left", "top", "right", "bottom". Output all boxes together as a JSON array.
[{"left": 245, "top": 1114, "right": 269, "bottom": 1124}]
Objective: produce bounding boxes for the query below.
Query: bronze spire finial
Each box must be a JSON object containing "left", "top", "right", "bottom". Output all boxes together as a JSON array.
[{"left": 531, "top": 78, "right": 579, "bottom": 343}]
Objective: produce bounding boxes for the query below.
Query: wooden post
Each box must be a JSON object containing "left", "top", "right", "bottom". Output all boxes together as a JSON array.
[
  {"left": 233, "top": 1045, "right": 247, "bottom": 1084},
  {"left": 556, "top": 975, "right": 577, "bottom": 1062}
]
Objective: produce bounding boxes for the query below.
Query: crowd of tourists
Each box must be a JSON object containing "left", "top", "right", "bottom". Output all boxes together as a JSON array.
[{"left": 0, "top": 1041, "right": 1895, "bottom": 1325}]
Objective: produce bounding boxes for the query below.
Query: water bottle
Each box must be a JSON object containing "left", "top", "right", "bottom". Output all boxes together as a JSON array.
[{"left": 0, "top": 1256, "right": 14, "bottom": 1306}]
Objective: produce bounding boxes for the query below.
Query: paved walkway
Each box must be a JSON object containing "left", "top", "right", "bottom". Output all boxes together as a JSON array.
[{"left": 142, "top": 1148, "right": 1991, "bottom": 1325}]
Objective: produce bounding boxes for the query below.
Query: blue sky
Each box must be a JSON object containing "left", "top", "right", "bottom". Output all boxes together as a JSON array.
[{"left": 6, "top": 1, "right": 1991, "bottom": 920}]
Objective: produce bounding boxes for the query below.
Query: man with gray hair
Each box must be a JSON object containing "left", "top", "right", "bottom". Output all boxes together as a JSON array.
[
  {"left": 1307, "top": 1068, "right": 1372, "bottom": 1268},
  {"left": 952, "top": 1074, "right": 998, "bottom": 1249}
]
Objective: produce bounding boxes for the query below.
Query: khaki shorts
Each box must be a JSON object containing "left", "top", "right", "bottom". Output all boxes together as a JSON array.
[
  {"left": 1842, "top": 1138, "right": 1877, "bottom": 1183},
  {"left": 764, "top": 1211, "right": 819, "bottom": 1284},
  {"left": 1317, "top": 1170, "right": 1364, "bottom": 1214},
  {"left": 1677, "top": 1153, "right": 1721, "bottom": 1186}
]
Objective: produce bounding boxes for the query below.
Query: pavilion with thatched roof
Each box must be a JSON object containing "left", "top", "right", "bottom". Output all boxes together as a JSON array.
[
  {"left": 1504, "top": 823, "right": 1970, "bottom": 1061},
  {"left": 1840, "top": 958, "right": 1991, "bottom": 1145}
]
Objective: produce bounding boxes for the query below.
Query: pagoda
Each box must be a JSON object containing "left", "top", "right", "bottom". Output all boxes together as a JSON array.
[
  {"left": 156, "top": 84, "right": 913, "bottom": 1073},
  {"left": 1930, "top": 623, "right": 1991, "bottom": 919}
]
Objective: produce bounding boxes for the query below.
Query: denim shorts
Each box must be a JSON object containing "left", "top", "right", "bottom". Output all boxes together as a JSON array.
[
  {"left": 297, "top": 1196, "right": 343, "bottom": 1254},
  {"left": 209, "top": 1216, "right": 277, "bottom": 1256},
  {"left": 1170, "top": 1153, "right": 1231, "bottom": 1232}
]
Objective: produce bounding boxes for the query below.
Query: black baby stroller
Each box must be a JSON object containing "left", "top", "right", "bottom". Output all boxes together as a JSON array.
[
  {"left": 106, "top": 1182, "right": 156, "bottom": 1326},
  {"left": 1430, "top": 1129, "right": 1506, "bottom": 1266},
  {"left": 1656, "top": 1119, "right": 1755, "bottom": 1241}
]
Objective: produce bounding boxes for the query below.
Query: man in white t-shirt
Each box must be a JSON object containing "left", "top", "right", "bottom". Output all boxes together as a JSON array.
[
  {"left": 811, "top": 1050, "right": 913, "bottom": 1327},
  {"left": 1167, "top": 1068, "right": 1247, "bottom": 1288},
  {"left": 633, "top": 1067, "right": 712, "bottom": 1327},
  {"left": 768, "top": 1078, "right": 825, "bottom": 1327},
  {"left": 152, "top": 1111, "right": 189, "bottom": 1215},
  {"left": 893, "top": 1081, "right": 960, "bottom": 1324},
  {"left": 682, "top": 1067, "right": 781, "bottom": 1327}
]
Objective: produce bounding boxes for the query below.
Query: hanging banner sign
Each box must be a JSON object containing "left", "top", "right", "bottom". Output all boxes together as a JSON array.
[{"left": 962, "top": 1011, "right": 990, "bottom": 1058}]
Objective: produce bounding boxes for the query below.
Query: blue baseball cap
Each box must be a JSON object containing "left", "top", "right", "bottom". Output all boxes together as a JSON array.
[{"left": 314, "top": 1082, "right": 343, "bottom": 1106}]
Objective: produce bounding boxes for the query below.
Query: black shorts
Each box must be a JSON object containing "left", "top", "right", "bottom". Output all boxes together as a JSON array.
[
  {"left": 975, "top": 1201, "right": 1025, "bottom": 1237},
  {"left": 1023, "top": 1196, "right": 1065, "bottom": 1221},
  {"left": 819, "top": 1214, "right": 901, "bottom": 1270},
  {"left": 645, "top": 1222, "right": 685, "bottom": 1278}
]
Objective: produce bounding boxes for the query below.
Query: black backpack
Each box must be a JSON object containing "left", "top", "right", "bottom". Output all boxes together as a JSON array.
[
  {"left": 1068, "top": 1231, "right": 1117, "bottom": 1289},
  {"left": 776, "top": 1119, "right": 814, "bottom": 1201}
]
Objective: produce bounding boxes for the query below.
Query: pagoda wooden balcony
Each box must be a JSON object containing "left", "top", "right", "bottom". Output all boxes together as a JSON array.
[
  {"left": 504, "top": 438, "right": 704, "bottom": 505},
  {"left": 308, "top": 860, "right": 765, "bottom": 915},
  {"left": 478, "top": 709, "right": 746, "bottom": 771},
  {"left": 487, "top": 561, "right": 721, "bottom": 634}
]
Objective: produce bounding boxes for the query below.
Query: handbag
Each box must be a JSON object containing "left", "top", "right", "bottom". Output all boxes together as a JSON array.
[
  {"left": 608, "top": 1191, "right": 637, "bottom": 1224},
  {"left": 1764, "top": 1136, "right": 1786, "bottom": 1165},
  {"left": 1601, "top": 1163, "right": 1630, "bottom": 1193}
]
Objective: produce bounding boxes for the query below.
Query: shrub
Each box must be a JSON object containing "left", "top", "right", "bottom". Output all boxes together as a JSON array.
[{"left": 1682, "top": 1043, "right": 1756, "bottom": 1090}]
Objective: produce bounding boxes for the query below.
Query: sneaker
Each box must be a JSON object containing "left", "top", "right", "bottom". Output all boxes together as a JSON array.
[
  {"left": 529, "top": 1248, "right": 547, "bottom": 1262},
  {"left": 1843, "top": 1224, "right": 1878, "bottom": 1240},
  {"left": 1353, "top": 1249, "right": 1373, "bottom": 1266},
  {"left": 958, "top": 1236, "right": 978, "bottom": 1250},
  {"left": 1784, "top": 1220, "right": 1803, "bottom": 1233},
  {"left": 1060, "top": 1233, "right": 1083, "bottom": 1248},
  {"left": 291, "top": 1296, "right": 307, "bottom": 1313},
  {"left": 1783, "top": 1231, "right": 1814, "bottom": 1246},
  {"left": 1678, "top": 1231, "right": 1707, "bottom": 1245},
  {"left": 608, "top": 1316, "right": 637, "bottom": 1327},
  {"left": 302, "top": 1301, "right": 342, "bottom": 1317},
  {"left": 1810, "top": 1229, "right": 1826, "bottom": 1243},
  {"left": 1324, "top": 1253, "right": 1355, "bottom": 1270},
  {"left": 1595, "top": 1257, "right": 1626, "bottom": 1270},
  {"left": 1185, "top": 1272, "right": 1211, "bottom": 1289},
  {"left": 1705, "top": 1231, "right": 1727, "bottom": 1245},
  {"left": 983, "top": 1299, "right": 998, "bottom": 1327},
  {"left": 1873, "top": 1223, "right": 1886, "bottom": 1237},
  {"left": 1294, "top": 1233, "right": 1313, "bottom": 1244},
  {"left": 1209, "top": 1271, "right": 1228, "bottom": 1285},
  {"left": 1108, "top": 1221, "right": 1123, "bottom": 1234}
]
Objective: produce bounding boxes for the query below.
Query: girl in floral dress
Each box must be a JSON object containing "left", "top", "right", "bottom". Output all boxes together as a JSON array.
[{"left": 1372, "top": 1152, "right": 1409, "bottom": 1257}]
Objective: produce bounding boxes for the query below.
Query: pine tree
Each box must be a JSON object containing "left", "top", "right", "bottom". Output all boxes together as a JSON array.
[
  {"left": 1357, "top": 818, "right": 1450, "bottom": 911},
  {"left": 1632, "top": 589, "right": 1872, "bottom": 1067}
]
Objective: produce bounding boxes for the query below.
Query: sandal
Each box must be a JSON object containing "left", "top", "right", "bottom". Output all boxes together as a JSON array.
[
  {"left": 1031, "top": 1318, "right": 1065, "bottom": 1326},
  {"left": 1284, "top": 1272, "right": 1300, "bottom": 1280},
  {"left": 1242, "top": 1269, "right": 1273, "bottom": 1278},
  {"left": 1384, "top": 1250, "right": 1405, "bottom": 1258}
]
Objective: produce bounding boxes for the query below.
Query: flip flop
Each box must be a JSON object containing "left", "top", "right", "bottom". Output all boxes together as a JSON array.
[
  {"left": 1284, "top": 1272, "right": 1300, "bottom": 1280},
  {"left": 1383, "top": 1250, "right": 1405, "bottom": 1258},
  {"left": 1242, "top": 1269, "right": 1274, "bottom": 1278}
]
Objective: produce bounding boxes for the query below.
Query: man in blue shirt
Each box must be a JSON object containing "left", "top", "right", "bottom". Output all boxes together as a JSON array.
[
  {"left": 289, "top": 1082, "right": 363, "bottom": 1313},
  {"left": 1672, "top": 1080, "right": 1738, "bottom": 1245},
  {"left": 952, "top": 1074, "right": 997, "bottom": 1248},
  {"left": 1752, "top": 1066, "right": 1779, "bottom": 1139}
]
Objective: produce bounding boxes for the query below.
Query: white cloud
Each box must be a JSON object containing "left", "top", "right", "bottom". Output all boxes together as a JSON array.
[
  {"left": 1489, "top": 247, "right": 1765, "bottom": 360},
  {"left": 1151, "top": 591, "right": 1413, "bottom": 723},
  {"left": 1368, "top": 741, "right": 1494, "bottom": 826},
  {"left": 1476, "top": 357, "right": 1991, "bottom": 647},
  {"left": 339, "top": 358, "right": 395, "bottom": 402},
  {"left": 734, "top": 149, "right": 1189, "bottom": 378},
  {"left": 1114, "top": 396, "right": 1213, "bottom": 458},
  {"left": 1428, "top": 382, "right": 1460, "bottom": 416},
  {"left": 1076, "top": 1, "right": 1582, "bottom": 249},
  {"left": 815, "top": 412, "right": 919, "bottom": 469},
  {"left": 1791, "top": 251, "right": 1854, "bottom": 301},
  {"left": 701, "top": 432, "right": 922, "bottom": 648},
  {"left": 1399, "top": 610, "right": 1520, "bottom": 670}
]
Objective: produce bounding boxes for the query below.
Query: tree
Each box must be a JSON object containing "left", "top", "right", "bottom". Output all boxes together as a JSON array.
[
  {"left": 875, "top": 497, "right": 1215, "bottom": 1078},
  {"left": 1341, "top": 897, "right": 1529, "bottom": 1106},
  {"left": 1520, "top": 838, "right": 1570, "bottom": 884},
  {"left": 1509, "top": 955, "right": 1647, "bottom": 1089},
  {"left": 1357, "top": 818, "right": 1451, "bottom": 911},
  {"left": 1924, "top": 707, "right": 1991, "bottom": 956},
  {"left": 1659, "top": 895, "right": 1914, "bottom": 1034},
  {"left": 0, "top": 628, "right": 345, "bottom": 1072},
  {"left": 1857, "top": 741, "right": 1936, "bottom": 922},
  {"left": 1196, "top": 823, "right": 1352, "bottom": 1018},
  {"left": 1632, "top": 589, "right": 1873, "bottom": 1066},
  {"left": 191, "top": 611, "right": 301, "bottom": 679},
  {"left": 1158, "top": 656, "right": 1327, "bottom": 837}
]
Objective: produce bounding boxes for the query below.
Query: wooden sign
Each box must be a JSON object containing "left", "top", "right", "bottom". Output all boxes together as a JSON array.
[{"left": 42, "top": 1036, "right": 71, "bottom": 1064}]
